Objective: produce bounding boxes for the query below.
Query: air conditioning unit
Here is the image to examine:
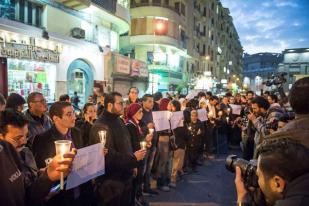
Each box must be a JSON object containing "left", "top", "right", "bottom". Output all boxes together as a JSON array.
[{"left": 71, "top": 28, "right": 85, "bottom": 39}]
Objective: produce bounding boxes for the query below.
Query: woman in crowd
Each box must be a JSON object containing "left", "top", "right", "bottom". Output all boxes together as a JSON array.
[
  {"left": 169, "top": 100, "right": 187, "bottom": 188},
  {"left": 76, "top": 103, "right": 97, "bottom": 146},
  {"left": 155, "top": 98, "right": 172, "bottom": 192},
  {"left": 125, "top": 103, "right": 152, "bottom": 206}
]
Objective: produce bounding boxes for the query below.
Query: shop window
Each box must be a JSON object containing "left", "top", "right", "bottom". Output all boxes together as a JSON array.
[{"left": 7, "top": 59, "right": 56, "bottom": 102}]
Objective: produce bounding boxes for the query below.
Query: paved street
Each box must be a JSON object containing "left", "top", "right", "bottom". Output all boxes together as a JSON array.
[{"left": 147, "top": 150, "right": 241, "bottom": 206}]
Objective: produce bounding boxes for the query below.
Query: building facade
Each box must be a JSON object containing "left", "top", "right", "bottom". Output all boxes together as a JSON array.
[
  {"left": 278, "top": 48, "right": 309, "bottom": 90},
  {"left": 184, "top": 0, "right": 243, "bottom": 92},
  {"left": 0, "top": 0, "right": 131, "bottom": 105},
  {"left": 120, "top": 0, "right": 189, "bottom": 93},
  {"left": 243, "top": 52, "right": 283, "bottom": 91}
]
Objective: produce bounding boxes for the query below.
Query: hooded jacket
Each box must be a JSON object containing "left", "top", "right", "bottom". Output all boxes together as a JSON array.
[{"left": 275, "top": 173, "right": 309, "bottom": 206}]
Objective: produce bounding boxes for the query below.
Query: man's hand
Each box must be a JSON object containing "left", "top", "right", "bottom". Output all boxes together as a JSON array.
[
  {"left": 247, "top": 112, "right": 257, "bottom": 122},
  {"left": 134, "top": 149, "right": 147, "bottom": 161},
  {"left": 47, "top": 149, "right": 77, "bottom": 182},
  {"left": 235, "top": 167, "right": 249, "bottom": 203}
]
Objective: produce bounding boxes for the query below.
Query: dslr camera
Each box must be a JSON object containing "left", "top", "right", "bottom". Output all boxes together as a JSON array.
[{"left": 225, "top": 155, "right": 259, "bottom": 188}]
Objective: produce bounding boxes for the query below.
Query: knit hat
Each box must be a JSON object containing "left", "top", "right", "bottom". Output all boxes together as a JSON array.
[{"left": 126, "top": 103, "right": 142, "bottom": 121}]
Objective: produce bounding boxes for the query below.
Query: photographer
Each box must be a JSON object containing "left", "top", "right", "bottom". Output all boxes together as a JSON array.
[
  {"left": 247, "top": 97, "right": 284, "bottom": 153},
  {"left": 267, "top": 77, "right": 309, "bottom": 149},
  {"left": 235, "top": 138, "right": 309, "bottom": 206}
]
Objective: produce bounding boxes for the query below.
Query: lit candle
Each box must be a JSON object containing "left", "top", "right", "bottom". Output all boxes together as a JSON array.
[
  {"left": 149, "top": 128, "right": 154, "bottom": 135},
  {"left": 226, "top": 117, "right": 229, "bottom": 122},
  {"left": 140, "top": 141, "right": 147, "bottom": 150},
  {"left": 54, "top": 140, "right": 71, "bottom": 190},
  {"left": 98, "top": 130, "right": 107, "bottom": 147},
  {"left": 227, "top": 108, "right": 231, "bottom": 114}
]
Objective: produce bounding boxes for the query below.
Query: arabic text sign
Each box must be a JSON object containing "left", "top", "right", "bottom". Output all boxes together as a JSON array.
[{"left": 66, "top": 143, "right": 105, "bottom": 190}]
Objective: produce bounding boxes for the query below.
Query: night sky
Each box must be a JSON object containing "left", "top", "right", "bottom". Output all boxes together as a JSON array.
[{"left": 221, "top": 0, "right": 309, "bottom": 54}]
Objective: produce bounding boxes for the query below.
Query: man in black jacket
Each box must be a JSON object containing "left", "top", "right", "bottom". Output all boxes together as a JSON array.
[
  {"left": 0, "top": 109, "right": 76, "bottom": 206},
  {"left": 89, "top": 92, "right": 146, "bottom": 206},
  {"left": 235, "top": 138, "right": 309, "bottom": 206},
  {"left": 32, "top": 101, "right": 84, "bottom": 206}
]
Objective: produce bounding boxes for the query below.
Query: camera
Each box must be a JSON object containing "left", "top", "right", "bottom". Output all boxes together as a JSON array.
[
  {"left": 262, "top": 72, "right": 287, "bottom": 87},
  {"left": 265, "top": 119, "right": 279, "bottom": 130},
  {"left": 225, "top": 155, "right": 259, "bottom": 188}
]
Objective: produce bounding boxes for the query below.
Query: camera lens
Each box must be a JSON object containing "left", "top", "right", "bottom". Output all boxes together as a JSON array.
[{"left": 225, "top": 155, "right": 259, "bottom": 188}]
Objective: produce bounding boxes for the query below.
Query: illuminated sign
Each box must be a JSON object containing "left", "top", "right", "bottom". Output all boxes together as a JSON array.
[{"left": 0, "top": 42, "right": 60, "bottom": 63}]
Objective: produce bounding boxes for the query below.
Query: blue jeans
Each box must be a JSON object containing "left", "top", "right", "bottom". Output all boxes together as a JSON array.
[{"left": 143, "top": 147, "right": 157, "bottom": 191}]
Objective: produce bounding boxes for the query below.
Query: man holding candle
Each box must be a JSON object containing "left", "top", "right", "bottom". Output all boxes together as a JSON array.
[
  {"left": 32, "top": 101, "right": 84, "bottom": 206},
  {"left": 0, "top": 109, "right": 76, "bottom": 206},
  {"left": 140, "top": 94, "right": 159, "bottom": 196},
  {"left": 89, "top": 92, "right": 146, "bottom": 206}
]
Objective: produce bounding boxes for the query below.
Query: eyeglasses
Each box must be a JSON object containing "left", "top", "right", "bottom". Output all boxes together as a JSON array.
[{"left": 33, "top": 99, "right": 47, "bottom": 103}]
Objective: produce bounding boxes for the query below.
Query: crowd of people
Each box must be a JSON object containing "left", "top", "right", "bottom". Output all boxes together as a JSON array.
[{"left": 0, "top": 77, "right": 309, "bottom": 206}]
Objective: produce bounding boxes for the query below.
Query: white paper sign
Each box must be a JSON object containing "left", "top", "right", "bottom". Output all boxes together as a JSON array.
[
  {"left": 197, "top": 109, "right": 208, "bottom": 121},
  {"left": 229, "top": 104, "right": 242, "bottom": 115},
  {"left": 152, "top": 111, "right": 170, "bottom": 131},
  {"left": 66, "top": 143, "right": 105, "bottom": 190},
  {"left": 170, "top": 111, "right": 184, "bottom": 130}
]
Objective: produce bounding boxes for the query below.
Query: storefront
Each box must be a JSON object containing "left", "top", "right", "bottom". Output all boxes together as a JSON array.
[
  {"left": 0, "top": 41, "right": 59, "bottom": 101},
  {"left": 107, "top": 53, "right": 149, "bottom": 96},
  {"left": 131, "top": 59, "right": 149, "bottom": 95}
]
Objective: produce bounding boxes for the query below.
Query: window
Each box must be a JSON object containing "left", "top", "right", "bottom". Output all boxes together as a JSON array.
[
  {"left": 203, "top": 7, "right": 207, "bottom": 16},
  {"left": 153, "top": 0, "right": 161, "bottom": 5},
  {"left": 5, "top": 0, "right": 43, "bottom": 28},
  {"left": 27, "top": 1, "right": 33, "bottom": 24},
  {"left": 175, "top": 2, "right": 180, "bottom": 14},
  {"left": 19, "top": 0, "right": 25, "bottom": 22},
  {"left": 164, "top": 0, "right": 169, "bottom": 6},
  {"left": 181, "top": 3, "right": 185, "bottom": 16}
]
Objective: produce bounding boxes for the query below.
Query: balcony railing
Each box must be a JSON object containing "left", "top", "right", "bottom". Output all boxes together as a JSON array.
[{"left": 130, "top": 1, "right": 180, "bottom": 15}]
